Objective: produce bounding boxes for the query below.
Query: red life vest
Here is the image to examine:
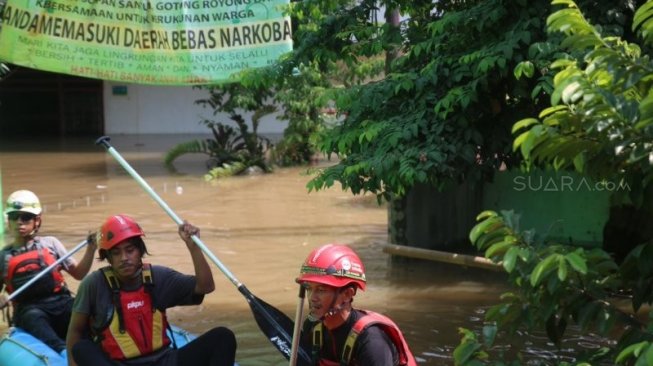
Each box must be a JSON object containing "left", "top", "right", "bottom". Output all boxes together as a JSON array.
[
  {"left": 94, "top": 264, "right": 172, "bottom": 360},
  {"left": 312, "top": 310, "right": 417, "bottom": 366},
  {"left": 3, "top": 243, "right": 66, "bottom": 302}
]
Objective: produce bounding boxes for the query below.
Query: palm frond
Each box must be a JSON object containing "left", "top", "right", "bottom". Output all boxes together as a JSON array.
[{"left": 163, "top": 140, "right": 212, "bottom": 167}]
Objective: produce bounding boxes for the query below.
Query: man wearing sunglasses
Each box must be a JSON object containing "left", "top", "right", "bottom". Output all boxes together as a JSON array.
[{"left": 0, "top": 189, "right": 97, "bottom": 357}]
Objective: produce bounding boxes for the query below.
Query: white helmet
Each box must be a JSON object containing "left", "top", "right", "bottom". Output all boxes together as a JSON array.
[{"left": 6, "top": 190, "right": 42, "bottom": 215}]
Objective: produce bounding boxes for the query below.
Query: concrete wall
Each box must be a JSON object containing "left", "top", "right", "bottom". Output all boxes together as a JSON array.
[{"left": 103, "top": 82, "right": 288, "bottom": 135}]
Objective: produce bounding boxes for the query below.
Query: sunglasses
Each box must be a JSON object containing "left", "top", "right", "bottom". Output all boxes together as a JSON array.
[{"left": 7, "top": 212, "right": 37, "bottom": 222}]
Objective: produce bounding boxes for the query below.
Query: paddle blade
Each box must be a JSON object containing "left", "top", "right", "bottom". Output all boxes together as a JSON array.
[{"left": 238, "top": 286, "right": 311, "bottom": 365}]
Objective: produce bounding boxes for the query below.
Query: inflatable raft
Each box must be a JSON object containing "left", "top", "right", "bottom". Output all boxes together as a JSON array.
[{"left": 0, "top": 325, "right": 196, "bottom": 366}]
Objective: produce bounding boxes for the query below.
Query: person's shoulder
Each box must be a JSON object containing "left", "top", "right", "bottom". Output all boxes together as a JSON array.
[
  {"left": 148, "top": 264, "right": 180, "bottom": 279},
  {"left": 81, "top": 268, "right": 105, "bottom": 284},
  {"left": 149, "top": 263, "right": 171, "bottom": 273},
  {"left": 88, "top": 268, "right": 105, "bottom": 279},
  {"left": 361, "top": 323, "right": 388, "bottom": 336},
  {"left": 36, "top": 236, "right": 63, "bottom": 247},
  {"left": 353, "top": 310, "right": 395, "bottom": 336}
]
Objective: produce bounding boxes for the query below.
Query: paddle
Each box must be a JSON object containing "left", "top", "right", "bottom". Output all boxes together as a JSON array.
[
  {"left": 7, "top": 239, "right": 88, "bottom": 302},
  {"left": 289, "top": 285, "right": 307, "bottom": 366},
  {"left": 96, "top": 136, "right": 311, "bottom": 364}
]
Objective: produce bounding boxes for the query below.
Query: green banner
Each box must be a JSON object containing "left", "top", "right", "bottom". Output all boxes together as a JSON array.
[{"left": 0, "top": 0, "right": 292, "bottom": 85}]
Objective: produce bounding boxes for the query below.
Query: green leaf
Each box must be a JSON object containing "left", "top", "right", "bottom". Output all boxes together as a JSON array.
[
  {"left": 452, "top": 341, "right": 481, "bottom": 364},
  {"left": 481, "top": 324, "right": 497, "bottom": 348},
  {"left": 551, "top": 0, "right": 577, "bottom": 6},
  {"left": 518, "top": 125, "right": 543, "bottom": 159},
  {"left": 616, "top": 342, "right": 649, "bottom": 363},
  {"left": 513, "top": 131, "right": 530, "bottom": 152},
  {"left": 469, "top": 216, "right": 503, "bottom": 244},
  {"left": 565, "top": 252, "right": 588, "bottom": 274},
  {"left": 514, "top": 61, "right": 535, "bottom": 79},
  {"left": 644, "top": 344, "right": 653, "bottom": 366},
  {"left": 539, "top": 105, "right": 568, "bottom": 118},
  {"left": 477, "top": 228, "right": 511, "bottom": 250},
  {"left": 531, "top": 255, "right": 557, "bottom": 286},
  {"left": 486, "top": 237, "right": 517, "bottom": 258},
  {"left": 512, "top": 118, "right": 539, "bottom": 133},
  {"left": 561, "top": 81, "right": 582, "bottom": 103},
  {"left": 633, "top": 2, "right": 653, "bottom": 47},
  {"left": 503, "top": 246, "right": 519, "bottom": 273},
  {"left": 550, "top": 59, "right": 576, "bottom": 69},
  {"left": 557, "top": 256, "right": 568, "bottom": 281}
]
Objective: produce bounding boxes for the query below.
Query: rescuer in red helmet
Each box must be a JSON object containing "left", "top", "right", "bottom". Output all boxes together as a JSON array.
[
  {"left": 296, "top": 244, "right": 417, "bottom": 366},
  {"left": 0, "top": 190, "right": 97, "bottom": 356},
  {"left": 65, "top": 214, "right": 236, "bottom": 366}
]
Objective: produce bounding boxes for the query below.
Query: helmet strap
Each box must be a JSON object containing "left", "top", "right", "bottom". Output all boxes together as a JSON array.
[
  {"left": 321, "top": 287, "right": 353, "bottom": 324},
  {"left": 30, "top": 215, "right": 42, "bottom": 237}
]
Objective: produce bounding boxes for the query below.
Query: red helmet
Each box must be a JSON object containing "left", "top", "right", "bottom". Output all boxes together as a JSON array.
[
  {"left": 296, "top": 244, "right": 366, "bottom": 290},
  {"left": 99, "top": 214, "right": 145, "bottom": 251}
]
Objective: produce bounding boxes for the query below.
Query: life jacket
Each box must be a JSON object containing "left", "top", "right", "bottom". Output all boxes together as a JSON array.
[
  {"left": 94, "top": 263, "right": 173, "bottom": 360},
  {"left": 2, "top": 242, "right": 66, "bottom": 303},
  {"left": 312, "top": 310, "right": 417, "bottom": 366}
]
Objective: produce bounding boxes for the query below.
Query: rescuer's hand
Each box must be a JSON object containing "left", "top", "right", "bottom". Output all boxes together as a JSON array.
[{"left": 0, "top": 293, "right": 9, "bottom": 310}]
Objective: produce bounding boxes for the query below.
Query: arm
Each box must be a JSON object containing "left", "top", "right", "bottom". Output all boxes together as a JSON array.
[
  {"left": 178, "top": 221, "right": 215, "bottom": 294},
  {"left": 66, "top": 234, "right": 98, "bottom": 280},
  {"left": 66, "top": 311, "right": 90, "bottom": 366},
  {"left": 0, "top": 281, "right": 7, "bottom": 309}
]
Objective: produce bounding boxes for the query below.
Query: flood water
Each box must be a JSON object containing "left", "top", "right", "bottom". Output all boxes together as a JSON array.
[{"left": 0, "top": 135, "right": 609, "bottom": 365}]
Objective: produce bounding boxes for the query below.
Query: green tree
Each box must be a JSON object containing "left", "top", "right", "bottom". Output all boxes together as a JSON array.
[
  {"left": 454, "top": 1, "right": 653, "bottom": 365},
  {"left": 299, "top": 0, "right": 556, "bottom": 200},
  {"left": 513, "top": 0, "right": 653, "bottom": 206},
  {"left": 266, "top": 62, "right": 333, "bottom": 166},
  {"left": 284, "top": 0, "right": 638, "bottom": 201}
]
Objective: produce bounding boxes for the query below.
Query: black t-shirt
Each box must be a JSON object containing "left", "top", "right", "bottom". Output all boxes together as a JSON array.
[
  {"left": 300, "top": 309, "right": 399, "bottom": 366},
  {"left": 73, "top": 264, "right": 202, "bottom": 332},
  {"left": 72, "top": 264, "right": 203, "bottom": 366}
]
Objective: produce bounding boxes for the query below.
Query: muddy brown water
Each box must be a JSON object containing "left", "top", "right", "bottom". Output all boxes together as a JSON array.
[{"left": 0, "top": 135, "right": 608, "bottom": 365}]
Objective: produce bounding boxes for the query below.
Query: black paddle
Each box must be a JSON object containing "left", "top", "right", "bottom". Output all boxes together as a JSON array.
[{"left": 96, "top": 136, "right": 311, "bottom": 364}]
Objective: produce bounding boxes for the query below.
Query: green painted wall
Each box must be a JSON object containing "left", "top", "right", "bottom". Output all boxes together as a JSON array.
[
  {"left": 391, "top": 169, "right": 612, "bottom": 251},
  {"left": 482, "top": 169, "right": 613, "bottom": 247}
]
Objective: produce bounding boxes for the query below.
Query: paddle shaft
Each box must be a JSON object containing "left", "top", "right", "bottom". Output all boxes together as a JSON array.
[
  {"left": 7, "top": 239, "right": 88, "bottom": 302},
  {"left": 289, "top": 285, "right": 306, "bottom": 366}
]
